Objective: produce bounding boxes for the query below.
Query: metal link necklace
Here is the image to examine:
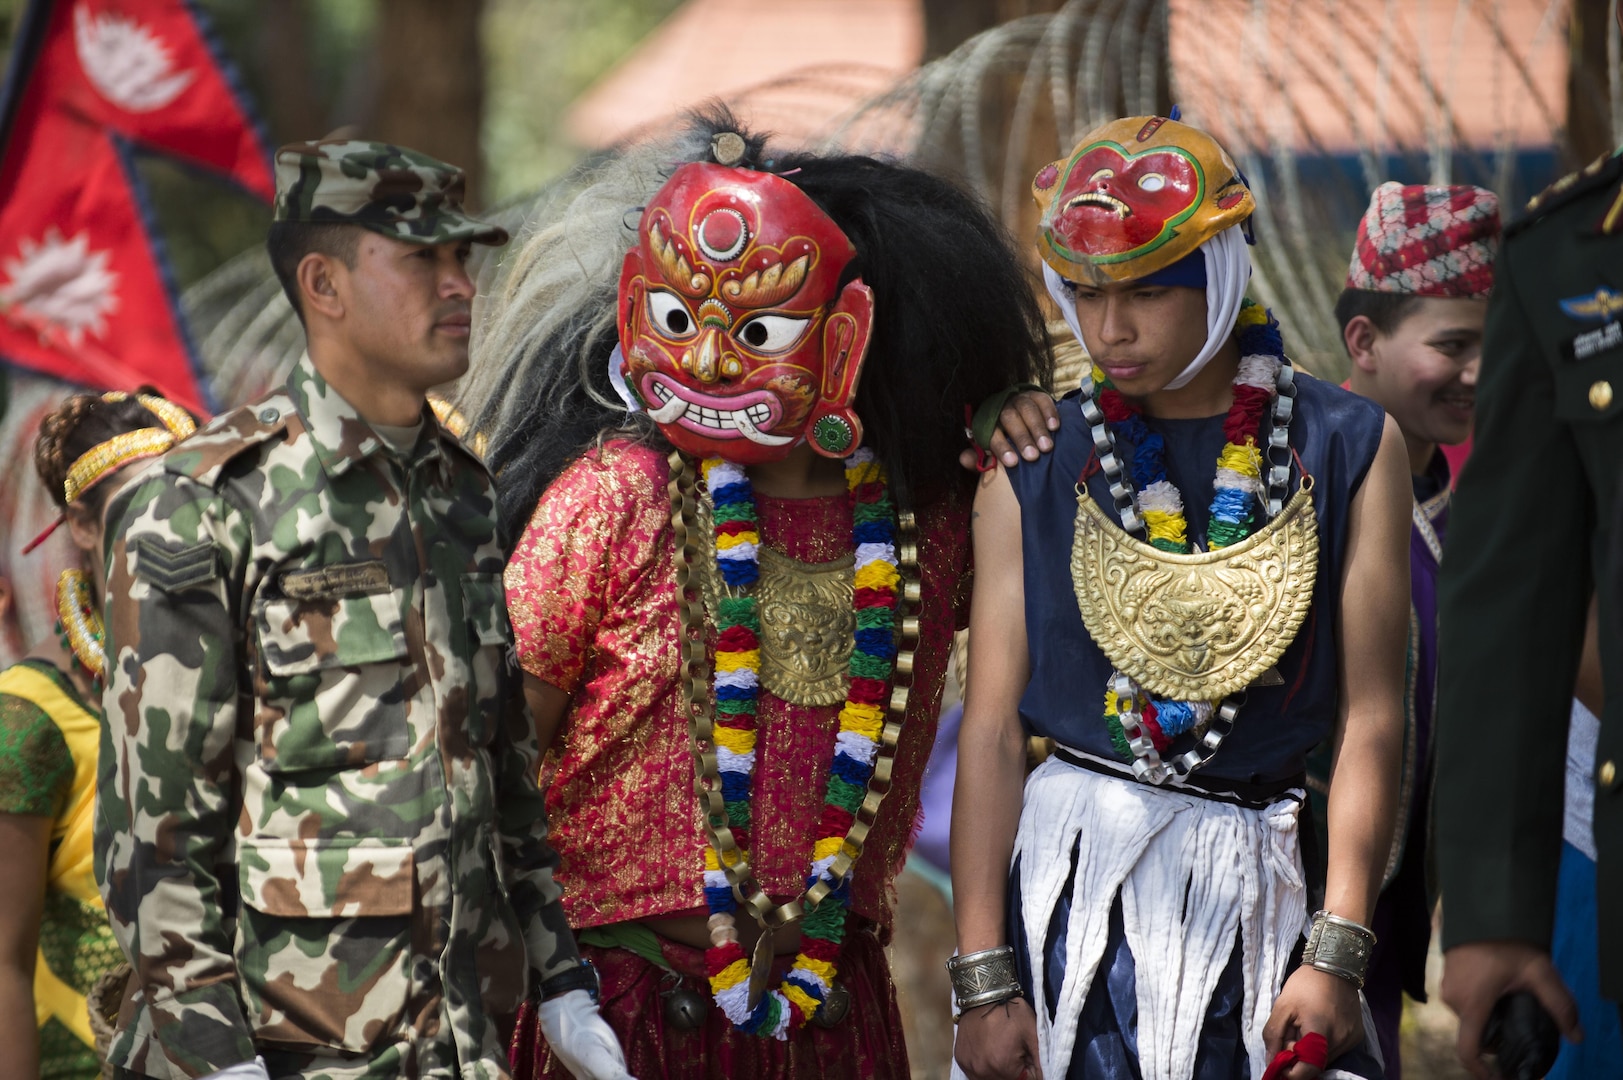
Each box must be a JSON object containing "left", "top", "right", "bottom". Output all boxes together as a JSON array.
[{"left": 1075, "top": 355, "right": 1300, "bottom": 784}]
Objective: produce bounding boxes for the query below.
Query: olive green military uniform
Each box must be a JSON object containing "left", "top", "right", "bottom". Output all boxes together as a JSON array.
[
  {"left": 94, "top": 144, "right": 576, "bottom": 1079},
  {"left": 1436, "top": 149, "right": 1623, "bottom": 996}
]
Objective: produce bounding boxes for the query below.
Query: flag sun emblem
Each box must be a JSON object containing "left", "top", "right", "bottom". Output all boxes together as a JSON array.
[
  {"left": 0, "top": 229, "right": 121, "bottom": 347},
  {"left": 73, "top": 3, "right": 195, "bottom": 113}
]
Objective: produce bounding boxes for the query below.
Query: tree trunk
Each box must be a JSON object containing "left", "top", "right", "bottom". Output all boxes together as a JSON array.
[
  {"left": 369, "top": 0, "right": 488, "bottom": 204},
  {"left": 1567, "top": 0, "right": 1614, "bottom": 167},
  {"left": 257, "top": 1, "right": 325, "bottom": 145}
]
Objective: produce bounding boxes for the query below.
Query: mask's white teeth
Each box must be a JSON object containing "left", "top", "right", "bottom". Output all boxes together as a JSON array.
[
  {"left": 646, "top": 389, "right": 688, "bottom": 423},
  {"left": 734, "top": 408, "right": 793, "bottom": 446}
]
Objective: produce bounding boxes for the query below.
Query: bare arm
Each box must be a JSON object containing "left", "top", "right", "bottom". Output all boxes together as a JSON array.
[
  {"left": 0, "top": 813, "right": 49, "bottom": 1079},
  {"left": 1266, "top": 414, "right": 1411, "bottom": 1074},
  {"left": 950, "top": 466, "right": 1042, "bottom": 1080},
  {"left": 523, "top": 674, "right": 573, "bottom": 755},
  {"left": 1324, "top": 414, "right": 1411, "bottom": 926}
]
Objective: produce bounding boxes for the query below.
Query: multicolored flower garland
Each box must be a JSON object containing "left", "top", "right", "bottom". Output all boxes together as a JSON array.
[
  {"left": 699, "top": 447, "right": 901, "bottom": 1038},
  {"left": 1096, "top": 300, "right": 1285, "bottom": 760}
]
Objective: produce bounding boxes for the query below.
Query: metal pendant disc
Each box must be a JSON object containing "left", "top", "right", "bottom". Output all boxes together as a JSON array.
[{"left": 746, "top": 930, "right": 775, "bottom": 1010}]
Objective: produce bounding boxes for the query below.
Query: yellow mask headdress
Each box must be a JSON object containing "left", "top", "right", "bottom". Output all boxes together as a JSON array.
[{"left": 1033, "top": 115, "right": 1254, "bottom": 287}]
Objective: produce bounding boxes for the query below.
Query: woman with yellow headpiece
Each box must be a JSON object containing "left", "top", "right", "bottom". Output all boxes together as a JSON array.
[{"left": 0, "top": 389, "right": 195, "bottom": 1078}]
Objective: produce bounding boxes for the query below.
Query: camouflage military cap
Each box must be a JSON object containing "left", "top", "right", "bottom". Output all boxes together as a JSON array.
[{"left": 274, "top": 139, "right": 509, "bottom": 246}]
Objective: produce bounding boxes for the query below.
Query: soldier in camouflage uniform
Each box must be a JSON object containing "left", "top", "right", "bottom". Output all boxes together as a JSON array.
[{"left": 95, "top": 142, "right": 633, "bottom": 1080}]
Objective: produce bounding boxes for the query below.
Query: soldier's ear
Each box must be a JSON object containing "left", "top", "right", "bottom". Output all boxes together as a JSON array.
[{"left": 297, "top": 252, "right": 345, "bottom": 321}]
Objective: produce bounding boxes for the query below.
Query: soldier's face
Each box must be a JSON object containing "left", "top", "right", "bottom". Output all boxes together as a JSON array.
[
  {"left": 340, "top": 234, "right": 476, "bottom": 389},
  {"left": 1349, "top": 296, "right": 1484, "bottom": 450}
]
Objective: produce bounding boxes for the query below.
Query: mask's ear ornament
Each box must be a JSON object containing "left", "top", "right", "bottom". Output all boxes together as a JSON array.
[
  {"left": 804, "top": 279, "right": 874, "bottom": 458},
  {"left": 616, "top": 145, "right": 875, "bottom": 464}
]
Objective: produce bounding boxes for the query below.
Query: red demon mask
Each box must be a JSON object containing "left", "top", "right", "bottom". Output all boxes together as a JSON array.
[{"left": 617, "top": 161, "right": 874, "bottom": 463}]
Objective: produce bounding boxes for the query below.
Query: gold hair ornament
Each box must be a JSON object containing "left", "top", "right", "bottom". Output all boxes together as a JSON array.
[
  {"left": 98, "top": 391, "right": 197, "bottom": 439},
  {"left": 62, "top": 428, "right": 177, "bottom": 506},
  {"left": 22, "top": 392, "right": 196, "bottom": 555}
]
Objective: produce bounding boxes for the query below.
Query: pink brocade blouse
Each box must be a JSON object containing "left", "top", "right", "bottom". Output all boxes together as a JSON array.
[{"left": 504, "top": 440, "right": 969, "bottom": 936}]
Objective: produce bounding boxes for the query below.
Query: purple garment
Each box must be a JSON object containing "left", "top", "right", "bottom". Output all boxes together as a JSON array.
[
  {"left": 1365, "top": 451, "right": 1452, "bottom": 1080},
  {"left": 911, "top": 700, "right": 962, "bottom": 877}
]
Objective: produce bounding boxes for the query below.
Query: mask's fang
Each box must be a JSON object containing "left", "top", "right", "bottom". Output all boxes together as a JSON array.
[
  {"left": 733, "top": 409, "right": 794, "bottom": 446},
  {"left": 646, "top": 391, "right": 689, "bottom": 423}
]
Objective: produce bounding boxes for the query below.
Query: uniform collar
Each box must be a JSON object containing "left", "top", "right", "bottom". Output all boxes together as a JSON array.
[{"left": 285, "top": 353, "right": 451, "bottom": 480}]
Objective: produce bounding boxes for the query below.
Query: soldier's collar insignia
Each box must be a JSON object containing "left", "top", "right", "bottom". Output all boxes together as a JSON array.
[{"left": 1559, "top": 288, "right": 1623, "bottom": 323}]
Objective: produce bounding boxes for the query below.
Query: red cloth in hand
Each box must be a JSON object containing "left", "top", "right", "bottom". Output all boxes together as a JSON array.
[{"left": 1260, "top": 1032, "right": 1330, "bottom": 1080}]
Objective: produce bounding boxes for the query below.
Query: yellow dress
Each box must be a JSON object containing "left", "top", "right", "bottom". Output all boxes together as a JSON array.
[{"left": 0, "top": 660, "right": 122, "bottom": 1079}]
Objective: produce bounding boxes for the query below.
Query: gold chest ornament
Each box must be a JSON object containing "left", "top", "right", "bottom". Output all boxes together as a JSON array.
[
  {"left": 696, "top": 504, "right": 854, "bottom": 706},
  {"left": 1071, "top": 478, "right": 1320, "bottom": 701}
]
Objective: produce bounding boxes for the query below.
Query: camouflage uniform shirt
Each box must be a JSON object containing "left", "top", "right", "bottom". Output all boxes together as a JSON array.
[{"left": 96, "top": 355, "right": 578, "bottom": 1079}]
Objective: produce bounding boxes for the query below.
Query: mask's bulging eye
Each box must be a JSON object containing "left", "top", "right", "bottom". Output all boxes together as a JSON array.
[
  {"left": 1088, "top": 168, "right": 1115, "bottom": 184},
  {"left": 1137, "top": 172, "right": 1166, "bottom": 192},
  {"left": 648, "top": 292, "right": 696, "bottom": 339},
  {"left": 735, "top": 314, "right": 810, "bottom": 354}
]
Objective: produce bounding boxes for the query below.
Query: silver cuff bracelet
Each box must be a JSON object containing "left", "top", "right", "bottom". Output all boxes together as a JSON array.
[
  {"left": 947, "top": 945, "right": 1023, "bottom": 1011},
  {"left": 1302, "top": 910, "right": 1377, "bottom": 988}
]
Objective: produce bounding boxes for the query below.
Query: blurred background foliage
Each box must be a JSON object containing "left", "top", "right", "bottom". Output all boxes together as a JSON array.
[{"left": 0, "top": 0, "right": 684, "bottom": 286}]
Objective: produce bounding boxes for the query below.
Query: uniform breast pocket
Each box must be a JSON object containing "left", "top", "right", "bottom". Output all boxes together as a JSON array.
[
  {"left": 460, "top": 572, "right": 512, "bottom": 747},
  {"left": 237, "top": 836, "right": 414, "bottom": 1052},
  {"left": 254, "top": 591, "right": 411, "bottom": 771}
]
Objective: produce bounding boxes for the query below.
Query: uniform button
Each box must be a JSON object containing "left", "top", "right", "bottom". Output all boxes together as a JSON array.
[
  {"left": 1600, "top": 760, "right": 1617, "bottom": 788},
  {"left": 258, "top": 407, "right": 281, "bottom": 423},
  {"left": 1589, "top": 381, "right": 1614, "bottom": 411}
]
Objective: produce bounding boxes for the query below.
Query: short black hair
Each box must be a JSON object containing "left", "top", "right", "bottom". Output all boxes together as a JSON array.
[
  {"left": 1333, "top": 287, "right": 1423, "bottom": 350},
  {"left": 265, "top": 221, "right": 362, "bottom": 323}
]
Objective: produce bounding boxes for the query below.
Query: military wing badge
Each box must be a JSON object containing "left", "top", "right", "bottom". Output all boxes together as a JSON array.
[{"left": 1560, "top": 287, "right": 1623, "bottom": 323}]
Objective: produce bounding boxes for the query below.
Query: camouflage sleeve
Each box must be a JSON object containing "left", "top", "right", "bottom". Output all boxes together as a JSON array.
[
  {"left": 491, "top": 630, "right": 583, "bottom": 990},
  {"left": 95, "top": 472, "right": 258, "bottom": 1075}
]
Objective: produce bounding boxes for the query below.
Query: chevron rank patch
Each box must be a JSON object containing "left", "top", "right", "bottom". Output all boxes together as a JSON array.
[{"left": 134, "top": 537, "right": 218, "bottom": 593}]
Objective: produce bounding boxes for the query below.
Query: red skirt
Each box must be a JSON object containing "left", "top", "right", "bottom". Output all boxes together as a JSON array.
[{"left": 509, "top": 925, "right": 910, "bottom": 1079}]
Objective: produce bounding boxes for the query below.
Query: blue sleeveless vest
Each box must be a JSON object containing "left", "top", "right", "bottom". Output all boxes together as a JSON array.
[{"left": 1008, "top": 372, "right": 1386, "bottom": 785}]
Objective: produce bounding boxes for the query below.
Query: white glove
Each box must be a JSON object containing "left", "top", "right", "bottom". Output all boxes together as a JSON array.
[
  {"left": 538, "top": 988, "right": 634, "bottom": 1080},
  {"left": 199, "top": 1057, "right": 271, "bottom": 1080}
]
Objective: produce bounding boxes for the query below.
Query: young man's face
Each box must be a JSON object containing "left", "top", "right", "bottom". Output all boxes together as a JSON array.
[
  {"left": 1350, "top": 296, "right": 1484, "bottom": 450},
  {"left": 1070, "top": 281, "right": 1210, "bottom": 397},
  {"left": 336, "top": 233, "right": 476, "bottom": 392}
]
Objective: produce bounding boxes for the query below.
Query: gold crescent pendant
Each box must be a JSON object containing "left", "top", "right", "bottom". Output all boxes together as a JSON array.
[
  {"left": 1071, "top": 480, "right": 1320, "bottom": 701},
  {"left": 696, "top": 503, "right": 855, "bottom": 707}
]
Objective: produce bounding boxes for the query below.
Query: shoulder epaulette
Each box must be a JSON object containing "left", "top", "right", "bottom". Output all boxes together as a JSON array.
[
  {"left": 163, "top": 392, "right": 294, "bottom": 487},
  {"left": 1508, "top": 151, "right": 1623, "bottom": 238}
]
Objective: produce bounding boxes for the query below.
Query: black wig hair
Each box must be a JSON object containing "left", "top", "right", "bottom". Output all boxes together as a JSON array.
[{"left": 471, "top": 109, "right": 1049, "bottom": 539}]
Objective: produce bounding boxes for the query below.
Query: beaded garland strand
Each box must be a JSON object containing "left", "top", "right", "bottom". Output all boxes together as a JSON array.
[
  {"left": 699, "top": 448, "right": 902, "bottom": 1038},
  {"left": 1097, "top": 301, "right": 1285, "bottom": 760}
]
